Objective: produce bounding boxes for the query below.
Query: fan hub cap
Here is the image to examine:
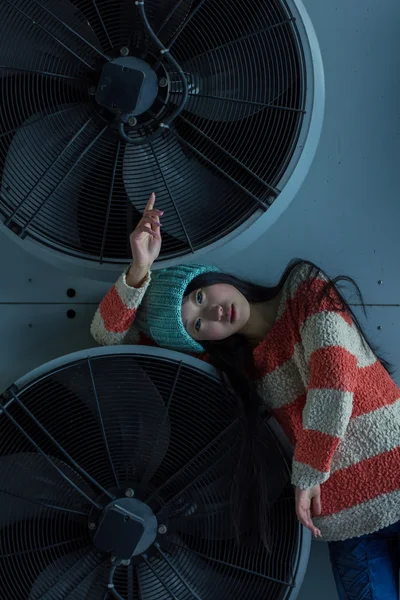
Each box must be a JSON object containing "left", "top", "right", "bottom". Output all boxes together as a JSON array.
[
  {"left": 92, "top": 497, "right": 158, "bottom": 560},
  {"left": 95, "top": 57, "right": 159, "bottom": 118}
]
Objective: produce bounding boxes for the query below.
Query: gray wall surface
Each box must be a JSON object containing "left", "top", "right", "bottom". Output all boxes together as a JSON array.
[{"left": 1, "top": 0, "right": 400, "bottom": 598}]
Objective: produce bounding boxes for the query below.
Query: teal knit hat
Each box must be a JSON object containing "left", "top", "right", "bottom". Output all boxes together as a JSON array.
[{"left": 135, "top": 264, "right": 220, "bottom": 353}]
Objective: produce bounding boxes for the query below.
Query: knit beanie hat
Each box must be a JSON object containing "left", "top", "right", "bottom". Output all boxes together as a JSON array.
[{"left": 135, "top": 264, "right": 220, "bottom": 353}]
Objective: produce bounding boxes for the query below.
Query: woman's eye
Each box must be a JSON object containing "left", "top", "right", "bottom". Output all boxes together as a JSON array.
[
  {"left": 196, "top": 290, "right": 203, "bottom": 304},
  {"left": 195, "top": 318, "right": 201, "bottom": 332}
]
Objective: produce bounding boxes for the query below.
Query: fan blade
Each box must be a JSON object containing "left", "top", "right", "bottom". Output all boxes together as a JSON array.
[
  {"left": 98, "top": 370, "right": 172, "bottom": 485},
  {"left": 171, "top": 468, "right": 289, "bottom": 542},
  {"left": 28, "top": 547, "right": 107, "bottom": 600},
  {"left": 122, "top": 125, "right": 237, "bottom": 247},
  {"left": 70, "top": 0, "right": 139, "bottom": 51},
  {"left": 137, "top": 535, "right": 235, "bottom": 600},
  {"left": 167, "top": 440, "right": 235, "bottom": 541},
  {"left": 51, "top": 358, "right": 171, "bottom": 486},
  {"left": 149, "top": 0, "right": 194, "bottom": 47},
  {"left": 0, "top": 0, "right": 103, "bottom": 73},
  {"left": 256, "top": 423, "right": 291, "bottom": 506},
  {"left": 0, "top": 452, "right": 94, "bottom": 525},
  {"left": 169, "top": 475, "right": 234, "bottom": 541},
  {"left": 177, "top": 35, "right": 292, "bottom": 122},
  {"left": 168, "top": 423, "right": 289, "bottom": 541},
  {"left": 1, "top": 104, "right": 94, "bottom": 244}
]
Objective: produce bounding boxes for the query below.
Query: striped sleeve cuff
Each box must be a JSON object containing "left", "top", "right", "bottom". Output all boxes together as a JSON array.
[
  {"left": 291, "top": 459, "right": 331, "bottom": 489},
  {"left": 90, "top": 268, "right": 151, "bottom": 346},
  {"left": 118, "top": 267, "right": 151, "bottom": 309}
]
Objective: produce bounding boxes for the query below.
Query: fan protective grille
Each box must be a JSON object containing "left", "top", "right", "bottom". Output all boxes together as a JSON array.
[
  {"left": 0, "top": 352, "right": 302, "bottom": 599},
  {"left": 0, "top": 0, "right": 307, "bottom": 264}
]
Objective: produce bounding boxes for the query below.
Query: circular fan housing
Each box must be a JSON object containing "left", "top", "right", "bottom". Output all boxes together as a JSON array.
[
  {"left": 0, "top": 346, "right": 311, "bottom": 600},
  {"left": 0, "top": 0, "right": 324, "bottom": 280}
]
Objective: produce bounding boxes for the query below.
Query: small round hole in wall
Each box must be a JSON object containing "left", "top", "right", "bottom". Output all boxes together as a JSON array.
[
  {"left": 67, "top": 310, "right": 76, "bottom": 319},
  {"left": 66, "top": 288, "right": 76, "bottom": 298}
]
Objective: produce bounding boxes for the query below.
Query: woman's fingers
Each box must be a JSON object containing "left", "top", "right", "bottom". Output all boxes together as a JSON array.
[
  {"left": 295, "top": 485, "right": 322, "bottom": 538},
  {"left": 140, "top": 215, "right": 162, "bottom": 228},
  {"left": 130, "top": 216, "right": 162, "bottom": 239},
  {"left": 144, "top": 209, "right": 163, "bottom": 219},
  {"left": 306, "top": 510, "right": 315, "bottom": 533},
  {"left": 298, "top": 507, "right": 321, "bottom": 537},
  {"left": 306, "top": 514, "right": 320, "bottom": 537},
  {"left": 136, "top": 224, "right": 159, "bottom": 239},
  {"left": 143, "top": 193, "right": 164, "bottom": 218},
  {"left": 145, "top": 192, "right": 156, "bottom": 212}
]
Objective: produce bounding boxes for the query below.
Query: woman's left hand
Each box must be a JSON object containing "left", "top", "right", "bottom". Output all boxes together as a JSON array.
[{"left": 295, "top": 484, "right": 322, "bottom": 538}]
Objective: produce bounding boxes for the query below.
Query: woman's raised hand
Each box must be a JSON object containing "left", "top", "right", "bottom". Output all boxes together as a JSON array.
[{"left": 127, "top": 193, "right": 163, "bottom": 287}]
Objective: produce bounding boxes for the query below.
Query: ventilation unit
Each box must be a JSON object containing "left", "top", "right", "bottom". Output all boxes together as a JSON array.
[
  {"left": 0, "top": 0, "right": 323, "bottom": 279},
  {"left": 0, "top": 346, "right": 310, "bottom": 599}
]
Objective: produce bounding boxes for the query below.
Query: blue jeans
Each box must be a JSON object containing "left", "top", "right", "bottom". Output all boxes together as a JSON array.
[{"left": 328, "top": 520, "right": 400, "bottom": 599}]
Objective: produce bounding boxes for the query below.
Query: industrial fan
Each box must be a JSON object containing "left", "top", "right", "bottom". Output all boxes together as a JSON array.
[
  {"left": 0, "top": 346, "right": 310, "bottom": 599},
  {"left": 0, "top": 0, "right": 307, "bottom": 268}
]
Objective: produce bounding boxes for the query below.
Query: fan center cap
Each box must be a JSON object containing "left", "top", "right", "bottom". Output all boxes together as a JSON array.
[
  {"left": 92, "top": 497, "right": 158, "bottom": 560},
  {"left": 95, "top": 57, "right": 159, "bottom": 118}
]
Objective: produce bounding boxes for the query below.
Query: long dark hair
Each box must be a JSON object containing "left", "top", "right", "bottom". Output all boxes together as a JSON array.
[{"left": 184, "top": 259, "right": 393, "bottom": 551}]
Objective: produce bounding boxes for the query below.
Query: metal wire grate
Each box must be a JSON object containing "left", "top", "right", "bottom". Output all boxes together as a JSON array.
[
  {"left": 0, "top": 351, "right": 302, "bottom": 599},
  {"left": 0, "top": 0, "right": 307, "bottom": 264}
]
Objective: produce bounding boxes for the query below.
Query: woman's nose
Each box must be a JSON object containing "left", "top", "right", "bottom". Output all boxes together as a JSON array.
[{"left": 210, "top": 305, "right": 223, "bottom": 321}]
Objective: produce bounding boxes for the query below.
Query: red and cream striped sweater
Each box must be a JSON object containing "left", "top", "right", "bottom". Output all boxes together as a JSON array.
[{"left": 91, "top": 264, "right": 400, "bottom": 542}]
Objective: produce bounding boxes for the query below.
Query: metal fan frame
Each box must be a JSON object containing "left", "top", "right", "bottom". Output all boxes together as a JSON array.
[
  {"left": 1, "top": 344, "right": 311, "bottom": 599},
  {"left": 0, "top": 0, "right": 324, "bottom": 281}
]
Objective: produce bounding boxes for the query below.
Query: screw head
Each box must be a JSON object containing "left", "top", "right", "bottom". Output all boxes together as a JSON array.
[
  {"left": 128, "top": 116, "right": 137, "bottom": 127},
  {"left": 377, "top": 325, "right": 382, "bottom": 331},
  {"left": 378, "top": 280, "right": 383, "bottom": 285},
  {"left": 125, "top": 488, "right": 135, "bottom": 498},
  {"left": 158, "top": 524, "right": 167, "bottom": 535},
  {"left": 121, "top": 559, "right": 131, "bottom": 566},
  {"left": 159, "top": 77, "right": 168, "bottom": 87},
  {"left": 88, "top": 522, "right": 96, "bottom": 530},
  {"left": 120, "top": 46, "right": 129, "bottom": 56}
]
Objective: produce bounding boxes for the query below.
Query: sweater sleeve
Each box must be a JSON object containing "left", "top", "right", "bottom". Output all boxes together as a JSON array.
[
  {"left": 291, "top": 279, "right": 360, "bottom": 489},
  {"left": 90, "top": 267, "right": 151, "bottom": 346}
]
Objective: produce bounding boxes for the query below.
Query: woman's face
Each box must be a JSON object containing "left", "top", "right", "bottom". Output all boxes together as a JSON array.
[{"left": 181, "top": 283, "right": 251, "bottom": 342}]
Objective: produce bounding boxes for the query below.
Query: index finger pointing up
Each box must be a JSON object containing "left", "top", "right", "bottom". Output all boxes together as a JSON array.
[{"left": 145, "top": 192, "right": 156, "bottom": 212}]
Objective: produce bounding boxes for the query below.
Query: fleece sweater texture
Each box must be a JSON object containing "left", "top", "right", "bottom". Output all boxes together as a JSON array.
[{"left": 91, "top": 264, "right": 400, "bottom": 542}]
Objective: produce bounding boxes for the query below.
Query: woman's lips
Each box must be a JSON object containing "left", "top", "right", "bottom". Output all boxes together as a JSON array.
[{"left": 230, "top": 304, "right": 236, "bottom": 323}]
